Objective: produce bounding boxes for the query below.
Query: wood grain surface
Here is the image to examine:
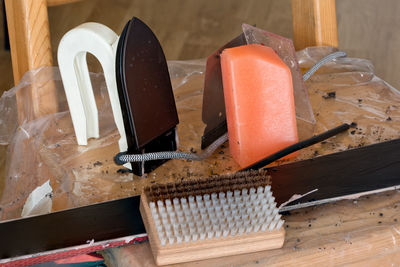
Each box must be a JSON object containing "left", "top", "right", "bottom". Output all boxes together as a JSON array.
[
  {"left": 291, "top": 0, "right": 338, "bottom": 50},
  {"left": 140, "top": 193, "right": 285, "bottom": 265},
  {"left": 47, "top": 0, "right": 83, "bottom": 7},
  {"left": 4, "top": 0, "right": 53, "bottom": 84},
  {"left": 0, "top": 1, "right": 400, "bottom": 265},
  {"left": 4, "top": 0, "right": 58, "bottom": 123}
]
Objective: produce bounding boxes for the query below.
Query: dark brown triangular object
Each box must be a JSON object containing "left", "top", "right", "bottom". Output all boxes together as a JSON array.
[
  {"left": 201, "top": 33, "right": 246, "bottom": 149},
  {"left": 116, "top": 17, "right": 179, "bottom": 176}
]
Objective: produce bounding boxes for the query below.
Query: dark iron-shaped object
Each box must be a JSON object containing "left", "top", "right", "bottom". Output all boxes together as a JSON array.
[
  {"left": 201, "top": 33, "right": 247, "bottom": 149},
  {"left": 115, "top": 17, "right": 179, "bottom": 176}
]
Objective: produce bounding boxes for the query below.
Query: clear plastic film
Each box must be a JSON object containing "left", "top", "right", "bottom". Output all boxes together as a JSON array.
[
  {"left": 1, "top": 47, "right": 400, "bottom": 265},
  {"left": 242, "top": 24, "right": 316, "bottom": 139}
]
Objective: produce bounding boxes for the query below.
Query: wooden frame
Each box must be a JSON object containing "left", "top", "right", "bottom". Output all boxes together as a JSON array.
[
  {"left": 4, "top": 0, "right": 83, "bottom": 123},
  {"left": 291, "top": 0, "right": 338, "bottom": 50}
]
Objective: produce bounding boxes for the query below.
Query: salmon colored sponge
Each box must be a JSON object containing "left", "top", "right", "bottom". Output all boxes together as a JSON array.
[{"left": 221, "top": 44, "right": 298, "bottom": 168}]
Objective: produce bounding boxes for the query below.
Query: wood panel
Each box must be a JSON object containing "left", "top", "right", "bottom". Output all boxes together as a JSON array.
[
  {"left": 4, "top": 0, "right": 58, "bottom": 123},
  {"left": 291, "top": 0, "right": 338, "bottom": 50},
  {"left": 47, "top": 0, "right": 84, "bottom": 7}
]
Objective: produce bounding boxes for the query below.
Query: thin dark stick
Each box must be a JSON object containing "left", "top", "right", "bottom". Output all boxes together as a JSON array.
[{"left": 241, "top": 123, "right": 351, "bottom": 171}]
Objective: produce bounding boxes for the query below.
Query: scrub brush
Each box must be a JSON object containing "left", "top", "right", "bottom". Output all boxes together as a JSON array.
[{"left": 139, "top": 170, "right": 285, "bottom": 265}]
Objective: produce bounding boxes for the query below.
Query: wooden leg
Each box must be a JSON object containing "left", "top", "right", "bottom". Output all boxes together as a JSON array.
[
  {"left": 5, "top": 0, "right": 58, "bottom": 123},
  {"left": 291, "top": 0, "right": 338, "bottom": 50}
]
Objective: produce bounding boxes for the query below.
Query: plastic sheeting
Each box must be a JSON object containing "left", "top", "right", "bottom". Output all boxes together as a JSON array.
[{"left": 1, "top": 47, "right": 400, "bottom": 226}]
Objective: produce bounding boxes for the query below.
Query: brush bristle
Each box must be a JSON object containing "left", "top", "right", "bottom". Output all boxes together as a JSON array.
[
  {"left": 144, "top": 170, "right": 271, "bottom": 202},
  {"left": 146, "top": 171, "right": 283, "bottom": 246}
]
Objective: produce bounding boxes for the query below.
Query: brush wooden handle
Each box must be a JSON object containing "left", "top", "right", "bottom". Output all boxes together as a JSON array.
[{"left": 140, "top": 192, "right": 285, "bottom": 265}]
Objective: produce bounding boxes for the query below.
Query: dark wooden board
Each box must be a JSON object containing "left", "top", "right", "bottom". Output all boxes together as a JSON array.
[
  {"left": 270, "top": 138, "right": 400, "bottom": 208},
  {"left": 0, "top": 195, "right": 144, "bottom": 259},
  {"left": 2, "top": 138, "right": 400, "bottom": 260}
]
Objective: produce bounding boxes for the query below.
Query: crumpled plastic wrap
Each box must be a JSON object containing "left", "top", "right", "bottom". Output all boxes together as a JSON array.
[{"left": 1, "top": 47, "right": 400, "bottom": 232}]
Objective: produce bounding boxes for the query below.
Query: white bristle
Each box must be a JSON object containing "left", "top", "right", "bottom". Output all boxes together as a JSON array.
[
  {"left": 276, "top": 219, "right": 285, "bottom": 230},
  {"left": 215, "top": 205, "right": 222, "bottom": 212},
  {"left": 238, "top": 227, "right": 245, "bottom": 234},
  {"left": 242, "top": 188, "right": 248, "bottom": 196},
  {"left": 207, "top": 232, "right": 214, "bottom": 239},
  {"left": 159, "top": 206, "right": 166, "bottom": 214},
  {"left": 222, "top": 229, "right": 229, "bottom": 237},
  {"left": 246, "top": 226, "right": 252, "bottom": 234},
  {"left": 166, "top": 206, "right": 173, "bottom": 213},
  {"left": 220, "top": 198, "right": 227, "bottom": 205},
  {"left": 192, "top": 233, "right": 198, "bottom": 241},
  {"left": 197, "top": 200, "right": 204, "bottom": 207},
  {"left": 200, "top": 232, "right": 206, "bottom": 240},
  {"left": 267, "top": 216, "right": 276, "bottom": 225},
  {"left": 268, "top": 196, "right": 275, "bottom": 204},
  {"left": 184, "top": 234, "right": 190, "bottom": 243},
  {"left": 261, "top": 223, "right": 268, "bottom": 232},
  {"left": 160, "top": 237, "right": 166, "bottom": 246},
  {"left": 269, "top": 220, "right": 278, "bottom": 231},
  {"left": 189, "top": 227, "right": 196, "bottom": 235},
  {"left": 152, "top": 182, "right": 283, "bottom": 246},
  {"left": 257, "top": 186, "right": 264, "bottom": 194},
  {"left": 272, "top": 208, "right": 279, "bottom": 216},
  {"left": 215, "top": 230, "right": 222, "bottom": 238}
]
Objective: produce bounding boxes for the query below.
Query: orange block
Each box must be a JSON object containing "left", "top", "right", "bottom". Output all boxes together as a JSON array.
[{"left": 221, "top": 44, "right": 298, "bottom": 168}]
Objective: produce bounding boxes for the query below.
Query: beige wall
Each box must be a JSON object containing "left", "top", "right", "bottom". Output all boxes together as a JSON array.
[{"left": 337, "top": 0, "right": 400, "bottom": 89}]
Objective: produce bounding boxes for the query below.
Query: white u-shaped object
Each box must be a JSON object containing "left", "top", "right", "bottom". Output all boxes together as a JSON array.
[{"left": 57, "top": 22, "right": 127, "bottom": 153}]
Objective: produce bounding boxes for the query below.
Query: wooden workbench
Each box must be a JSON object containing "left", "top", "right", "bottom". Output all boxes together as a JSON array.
[
  {"left": 1, "top": 49, "right": 400, "bottom": 265},
  {"left": 101, "top": 52, "right": 400, "bottom": 266},
  {"left": 104, "top": 189, "right": 400, "bottom": 266}
]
